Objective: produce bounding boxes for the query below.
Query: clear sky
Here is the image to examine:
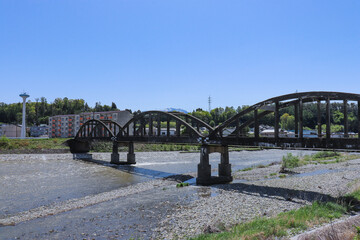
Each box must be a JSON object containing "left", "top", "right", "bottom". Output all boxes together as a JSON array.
[{"left": 1, "top": 0, "right": 360, "bottom": 111}]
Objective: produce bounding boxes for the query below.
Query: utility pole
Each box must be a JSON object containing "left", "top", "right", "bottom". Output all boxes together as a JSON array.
[{"left": 208, "top": 96, "right": 212, "bottom": 113}]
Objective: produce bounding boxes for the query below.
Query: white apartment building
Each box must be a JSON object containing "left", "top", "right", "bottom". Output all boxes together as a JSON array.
[{"left": 49, "top": 111, "right": 132, "bottom": 138}]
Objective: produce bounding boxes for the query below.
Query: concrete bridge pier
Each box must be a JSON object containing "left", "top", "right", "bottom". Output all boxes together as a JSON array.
[
  {"left": 110, "top": 141, "right": 120, "bottom": 164},
  {"left": 219, "top": 145, "right": 232, "bottom": 182},
  {"left": 127, "top": 142, "right": 136, "bottom": 164},
  {"left": 196, "top": 144, "right": 233, "bottom": 186},
  {"left": 196, "top": 145, "right": 212, "bottom": 185},
  {"left": 111, "top": 141, "right": 136, "bottom": 165}
]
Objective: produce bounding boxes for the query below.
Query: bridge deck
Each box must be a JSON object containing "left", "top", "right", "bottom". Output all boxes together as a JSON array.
[{"left": 67, "top": 91, "right": 360, "bottom": 185}]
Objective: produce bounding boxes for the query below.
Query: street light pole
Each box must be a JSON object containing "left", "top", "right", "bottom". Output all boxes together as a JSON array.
[{"left": 19, "top": 92, "right": 30, "bottom": 138}]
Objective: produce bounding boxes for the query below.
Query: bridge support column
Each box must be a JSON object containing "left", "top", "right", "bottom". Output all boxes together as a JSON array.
[
  {"left": 196, "top": 145, "right": 212, "bottom": 185},
  {"left": 110, "top": 142, "right": 120, "bottom": 164},
  {"left": 358, "top": 100, "right": 360, "bottom": 139},
  {"left": 274, "top": 101, "right": 279, "bottom": 142},
  {"left": 196, "top": 145, "right": 233, "bottom": 186},
  {"left": 219, "top": 145, "right": 233, "bottom": 182},
  {"left": 344, "top": 100, "right": 348, "bottom": 138},
  {"left": 326, "top": 98, "right": 331, "bottom": 147},
  {"left": 127, "top": 142, "right": 136, "bottom": 164},
  {"left": 317, "top": 100, "right": 322, "bottom": 137},
  {"left": 299, "top": 98, "right": 303, "bottom": 140}
]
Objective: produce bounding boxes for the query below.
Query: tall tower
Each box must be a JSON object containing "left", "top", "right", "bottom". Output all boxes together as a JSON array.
[
  {"left": 208, "top": 96, "right": 212, "bottom": 113},
  {"left": 19, "top": 92, "right": 30, "bottom": 138}
]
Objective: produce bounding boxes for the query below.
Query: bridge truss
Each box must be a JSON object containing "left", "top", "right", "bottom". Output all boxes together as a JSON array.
[{"left": 67, "top": 91, "right": 360, "bottom": 185}]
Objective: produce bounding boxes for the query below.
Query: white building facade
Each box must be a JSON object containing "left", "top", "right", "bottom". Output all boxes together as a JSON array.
[{"left": 49, "top": 111, "right": 132, "bottom": 138}]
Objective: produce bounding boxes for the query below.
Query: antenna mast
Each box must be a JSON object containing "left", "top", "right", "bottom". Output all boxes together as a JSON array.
[{"left": 208, "top": 96, "right": 211, "bottom": 112}]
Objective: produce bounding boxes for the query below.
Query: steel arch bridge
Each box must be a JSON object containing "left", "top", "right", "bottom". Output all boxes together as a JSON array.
[
  {"left": 209, "top": 91, "right": 360, "bottom": 149},
  {"left": 67, "top": 91, "right": 360, "bottom": 185}
]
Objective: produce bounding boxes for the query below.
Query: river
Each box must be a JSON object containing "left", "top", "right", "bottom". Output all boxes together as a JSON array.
[{"left": 0, "top": 149, "right": 316, "bottom": 239}]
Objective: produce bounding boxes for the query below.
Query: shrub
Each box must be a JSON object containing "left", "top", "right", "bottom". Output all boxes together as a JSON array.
[
  {"left": 281, "top": 153, "right": 300, "bottom": 169},
  {"left": 312, "top": 151, "right": 340, "bottom": 159},
  {"left": 90, "top": 141, "right": 112, "bottom": 152},
  {"left": 0, "top": 136, "right": 10, "bottom": 149},
  {"left": 176, "top": 182, "right": 189, "bottom": 188}
]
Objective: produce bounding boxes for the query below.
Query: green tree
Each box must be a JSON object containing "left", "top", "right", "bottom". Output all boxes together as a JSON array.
[
  {"left": 191, "top": 109, "right": 212, "bottom": 124},
  {"left": 111, "top": 102, "right": 118, "bottom": 110},
  {"left": 210, "top": 107, "right": 224, "bottom": 125},
  {"left": 280, "top": 113, "right": 295, "bottom": 130},
  {"left": 333, "top": 110, "right": 344, "bottom": 124}
]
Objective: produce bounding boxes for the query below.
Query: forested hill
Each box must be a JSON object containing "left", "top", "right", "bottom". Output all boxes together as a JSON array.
[
  {"left": 0, "top": 97, "right": 121, "bottom": 126},
  {"left": 0, "top": 97, "right": 358, "bottom": 133}
]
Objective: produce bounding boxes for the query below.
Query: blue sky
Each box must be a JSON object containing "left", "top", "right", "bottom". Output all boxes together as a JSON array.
[{"left": 1, "top": 0, "right": 360, "bottom": 111}]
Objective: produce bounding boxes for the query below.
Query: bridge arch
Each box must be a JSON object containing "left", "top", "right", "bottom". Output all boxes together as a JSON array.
[
  {"left": 209, "top": 91, "right": 360, "bottom": 142},
  {"left": 75, "top": 119, "right": 122, "bottom": 140},
  {"left": 116, "top": 111, "right": 213, "bottom": 143}
]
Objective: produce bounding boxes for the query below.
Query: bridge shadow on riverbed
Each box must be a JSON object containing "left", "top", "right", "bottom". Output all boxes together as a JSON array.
[
  {"left": 213, "top": 181, "right": 359, "bottom": 206},
  {"left": 75, "top": 158, "right": 194, "bottom": 182}
]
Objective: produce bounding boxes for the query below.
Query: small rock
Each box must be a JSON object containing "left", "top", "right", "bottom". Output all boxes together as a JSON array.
[{"left": 203, "top": 225, "right": 221, "bottom": 234}]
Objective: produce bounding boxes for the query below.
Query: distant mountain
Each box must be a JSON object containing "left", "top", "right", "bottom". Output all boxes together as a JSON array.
[{"left": 163, "top": 108, "right": 188, "bottom": 113}]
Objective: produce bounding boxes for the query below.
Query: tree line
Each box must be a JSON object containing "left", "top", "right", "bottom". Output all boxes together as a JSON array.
[
  {"left": 0, "top": 97, "right": 119, "bottom": 126},
  {"left": 191, "top": 102, "right": 359, "bottom": 133},
  {"left": 0, "top": 97, "right": 359, "bottom": 132}
]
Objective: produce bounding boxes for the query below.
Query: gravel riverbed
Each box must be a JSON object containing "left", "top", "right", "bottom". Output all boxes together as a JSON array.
[
  {"left": 1, "top": 152, "right": 360, "bottom": 239},
  {"left": 154, "top": 158, "right": 360, "bottom": 239}
]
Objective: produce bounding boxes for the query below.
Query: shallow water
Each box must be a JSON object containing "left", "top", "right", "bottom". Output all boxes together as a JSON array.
[{"left": 0, "top": 149, "right": 316, "bottom": 218}]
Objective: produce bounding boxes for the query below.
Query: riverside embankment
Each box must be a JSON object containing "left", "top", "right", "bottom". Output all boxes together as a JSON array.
[{"left": 1, "top": 150, "right": 359, "bottom": 239}]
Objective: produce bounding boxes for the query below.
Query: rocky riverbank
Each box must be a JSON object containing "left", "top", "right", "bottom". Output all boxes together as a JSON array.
[
  {"left": 1, "top": 152, "right": 360, "bottom": 239},
  {"left": 154, "top": 157, "right": 360, "bottom": 239}
]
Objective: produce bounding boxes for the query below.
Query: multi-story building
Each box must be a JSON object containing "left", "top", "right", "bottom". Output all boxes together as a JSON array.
[
  {"left": 49, "top": 111, "right": 133, "bottom": 138},
  {"left": 30, "top": 124, "right": 50, "bottom": 137},
  {"left": 0, "top": 124, "right": 22, "bottom": 138}
]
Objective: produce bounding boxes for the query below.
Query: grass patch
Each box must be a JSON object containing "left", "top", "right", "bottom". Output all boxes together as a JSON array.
[
  {"left": 191, "top": 200, "right": 352, "bottom": 240},
  {"left": 313, "top": 151, "right": 340, "bottom": 159},
  {"left": 75, "top": 141, "right": 202, "bottom": 152},
  {"left": 0, "top": 137, "right": 70, "bottom": 151},
  {"left": 239, "top": 163, "right": 277, "bottom": 172},
  {"left": 132, "top": 143, "right": 200, "bottom": 152},
  {"left": 192, "top": 188, "right": 360, "bottom": 240},
  {"left": 0, "top": 137, "right": 202, "bottom": 153},
  {"left": 241, "top": 167, "right": 254, "bottom": 172},
  {"left": 230, "top": 146, "right": 262, "bottom": 152},
  {"left": 346, "top": 189, "right": 360, "bottom": 201},
  {"left": 176, "top": 182, "right": 189, "bottom": 188},
  {"left": 280, "top": 151, "right": 358, "bottom": 172}
]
